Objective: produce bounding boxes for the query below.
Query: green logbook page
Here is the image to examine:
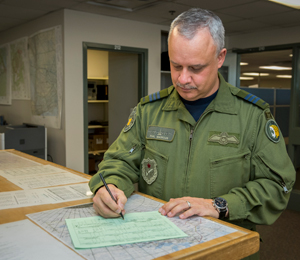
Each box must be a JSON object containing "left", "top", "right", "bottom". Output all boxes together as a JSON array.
[{"left": 65, "top": 211, "right": 188, "bottom": 249}]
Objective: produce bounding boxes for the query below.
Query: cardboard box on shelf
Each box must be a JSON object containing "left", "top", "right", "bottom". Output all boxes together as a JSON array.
[{"left": 89, "top": 134, "right": 105, "bottom": 151}]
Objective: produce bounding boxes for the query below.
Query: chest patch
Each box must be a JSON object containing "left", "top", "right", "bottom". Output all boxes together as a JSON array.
[
  {"left": 208, "top": 132, "right": 240, "bottom": 147},
  {"left": 146, "top": 126, "right": 175, "bottom": 142},
  {"left": 141, "top": 158, "right": 158, "bottom": 185}
]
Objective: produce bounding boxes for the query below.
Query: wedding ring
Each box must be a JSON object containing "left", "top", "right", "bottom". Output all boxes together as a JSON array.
[{"left": 186, "top": 201, "right": 191, "bottom": 208}]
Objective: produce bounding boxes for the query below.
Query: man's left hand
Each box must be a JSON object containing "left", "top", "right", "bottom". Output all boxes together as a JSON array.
[{"left": 158, "top": 197, "right": 219, "bottom": 219}]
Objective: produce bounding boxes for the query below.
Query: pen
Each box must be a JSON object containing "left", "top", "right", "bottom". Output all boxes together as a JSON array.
[{"left": 99, "top": 172, "right": 124, "bottom": 220}]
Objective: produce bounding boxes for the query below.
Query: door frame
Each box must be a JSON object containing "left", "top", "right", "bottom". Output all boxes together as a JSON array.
[{"left": 82, "top": 42, "right": 148, "bottom": 174}]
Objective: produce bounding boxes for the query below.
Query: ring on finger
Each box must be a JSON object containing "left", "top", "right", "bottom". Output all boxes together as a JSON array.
[{"left": 186, "top": 201, "right": 191, "bottom": 208}]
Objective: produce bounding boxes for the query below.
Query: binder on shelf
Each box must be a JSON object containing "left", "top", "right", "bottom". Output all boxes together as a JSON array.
[{"left": 97, "top": 85, "right": 108, "bottom": 100}]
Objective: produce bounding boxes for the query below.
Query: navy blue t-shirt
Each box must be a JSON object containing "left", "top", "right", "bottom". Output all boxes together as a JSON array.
[{"left": 181, "top": 90, "right": 218, "bottom": 122}]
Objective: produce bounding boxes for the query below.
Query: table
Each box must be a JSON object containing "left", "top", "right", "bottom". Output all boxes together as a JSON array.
[{"left": 0, "top": 149, "right": 259, "bottom": 259}]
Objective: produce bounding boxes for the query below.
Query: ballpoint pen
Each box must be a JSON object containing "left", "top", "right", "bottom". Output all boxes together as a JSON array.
[{"left": 99, "top": 172, "right": 124, "bottom": 220}]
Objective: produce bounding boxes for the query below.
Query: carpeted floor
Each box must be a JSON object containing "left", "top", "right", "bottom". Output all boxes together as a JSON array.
[
  {"left": 257, "top": 168, "right": 300, "bottom": 260},
  {"left": 257, "top": 209, "right": 300, "bottom": 260}
]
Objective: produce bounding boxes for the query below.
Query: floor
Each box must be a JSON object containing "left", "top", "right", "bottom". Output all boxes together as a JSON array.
[{"left": 257, "top": 168, "right": 300, "bottom": 260}]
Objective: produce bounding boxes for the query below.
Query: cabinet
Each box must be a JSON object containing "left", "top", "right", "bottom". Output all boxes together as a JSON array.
[
  {"left": 161, "top": 31, "right": 172, "bottom": 90},
  {"left": 87, "top": 50, "right": 109, "bottom": 174}
]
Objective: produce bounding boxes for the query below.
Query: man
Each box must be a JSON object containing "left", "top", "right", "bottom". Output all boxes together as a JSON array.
[{"left": 89, "top": 7, "right": 295, "bottom": 252}]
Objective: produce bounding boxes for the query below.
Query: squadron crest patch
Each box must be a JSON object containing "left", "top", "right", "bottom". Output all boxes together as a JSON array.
[
  {"left": 141, "top": 158, "right": 158, "bottom": 185},
  {"left": 265, "top": 119, "right": 280, "bottom": 143},
  {"left": 123, "top": 107, "right": 137, "bottom": 133}
]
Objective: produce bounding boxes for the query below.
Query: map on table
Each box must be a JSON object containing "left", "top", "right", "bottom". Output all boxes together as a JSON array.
[{"left": 27, "top": 194, "right": 238, "bottom": 260}]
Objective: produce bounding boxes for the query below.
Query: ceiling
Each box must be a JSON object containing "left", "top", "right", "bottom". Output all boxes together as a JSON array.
[
  {"left": 0, "top": 0, "right": 300, "bottom": 35},
  {"left": 0, "top": 0, "right": 298, "bottom": 86}
]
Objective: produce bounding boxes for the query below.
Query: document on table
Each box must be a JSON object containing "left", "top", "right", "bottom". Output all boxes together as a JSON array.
[
  {"left": 0, "top": 164, "right": 88, "bottom": 189},
  {"left": 0, "top": 183, "right": 92, "bottom": 210},
  {"left": 0, "top": 151, "right": 42, "bottom": 170},
  {"left": 66, "top": 211, "right": 188, "bottom": 249},
  {"left": 0, "top": 219, "right": 83, "bottom": 260}
]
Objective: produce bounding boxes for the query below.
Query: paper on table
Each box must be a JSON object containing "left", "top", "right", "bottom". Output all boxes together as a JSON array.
[
  {"left": 66, "top": 211, "right": 188, "bottom": 249},
  {"left": 0, "top": 219, "right": 83, "bottom": 260}
]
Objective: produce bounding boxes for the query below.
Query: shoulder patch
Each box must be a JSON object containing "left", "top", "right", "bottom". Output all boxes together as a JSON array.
[
  {"left": 140, "top": 86, "right": 173, "bottom": 105},
  {"left": 265, "top": 119, "right": 280, "bottom": 143},
  {"left": 235, "top": 89, "right": 269, "bottom": 110}
]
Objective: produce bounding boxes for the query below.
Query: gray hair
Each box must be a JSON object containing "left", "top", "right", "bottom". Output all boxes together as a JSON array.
[{"left": 168, "top": 8, "right": 225, "bottom": 55}]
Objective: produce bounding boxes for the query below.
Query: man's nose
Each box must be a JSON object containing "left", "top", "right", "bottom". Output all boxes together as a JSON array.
[{"left": 178, "top": 68, "right": 191, "bottom": 85}]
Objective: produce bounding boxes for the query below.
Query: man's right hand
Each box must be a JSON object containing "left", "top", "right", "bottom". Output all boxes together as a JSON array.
[{"left": 92, "top": 184, "right": 127, "bottom": 218}]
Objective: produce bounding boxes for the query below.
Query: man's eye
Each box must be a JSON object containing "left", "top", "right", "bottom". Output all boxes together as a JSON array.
[
  {"left": 191, "top": 67, "right": 201, "bottom": 72},
  {"left": 173, "top": 66, "right": 182, "bottom": 70}
]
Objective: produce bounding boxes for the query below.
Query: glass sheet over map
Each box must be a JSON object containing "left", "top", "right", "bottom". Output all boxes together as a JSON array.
[
  {"left": 66, "top": 211, "right": 187, "bottom": 249},
  {"left": 27, "top": 194, "right": 238, "bottom": 260}
]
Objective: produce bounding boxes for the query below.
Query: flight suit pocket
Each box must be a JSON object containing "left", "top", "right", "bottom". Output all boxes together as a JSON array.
[
  {"left": 210, "top": 151, "right": 251, "bottom": 198},
  {"left": 139, "top": 145, "right": 168, "bottom": 198}
]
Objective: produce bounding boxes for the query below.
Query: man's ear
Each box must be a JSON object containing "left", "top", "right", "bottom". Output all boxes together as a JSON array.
[{"left": 217, "top": 48, "right": 227, "bottom": 68}]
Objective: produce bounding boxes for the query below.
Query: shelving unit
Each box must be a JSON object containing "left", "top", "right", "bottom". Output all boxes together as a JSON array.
[{"left": 87, "top": 50, "right": 109, "bottom": 174}]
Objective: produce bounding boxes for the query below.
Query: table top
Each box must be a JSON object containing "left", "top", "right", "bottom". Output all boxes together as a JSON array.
[{"left": 0, "top": 149, "right": 259, "bottom": 260}]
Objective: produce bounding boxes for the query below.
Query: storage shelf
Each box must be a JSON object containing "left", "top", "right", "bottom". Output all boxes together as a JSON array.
[
  {"left": 88, "top": 77, "right": 109, "bottom": 80},
  {"left": 88, "top": 100, "right": 109, "bottom": 103},
  {"left": 88, "top": 150, "right": 107, "bottom": 155},
  {"left": 88, "top": 125, "right": 108, "bottom": 129}
]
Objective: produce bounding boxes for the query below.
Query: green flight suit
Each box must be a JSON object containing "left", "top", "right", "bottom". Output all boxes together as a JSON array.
[{"left": 89, "top": 74, "right": 295, "bottom": 233}]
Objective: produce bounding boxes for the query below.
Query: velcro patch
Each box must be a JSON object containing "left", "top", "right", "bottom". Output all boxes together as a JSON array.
[
  {"left": 265, "top": 119, "right": 280, "bottom": 143},
  {"left": 146, "top": 126, "right": 175, "bottom": 142},
  {"left": 208, "top": 132, "right": 240, "bottom": 147},
  {"left": 142, "top": 158, "right": 158, "bottom": 185},
  {"left": 123, "top": 107, "right": 136, "bottom": 133}
]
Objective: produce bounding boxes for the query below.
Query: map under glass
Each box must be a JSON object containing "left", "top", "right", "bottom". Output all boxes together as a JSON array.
[{"left": 27, "top": 194, "right": 238, "bottom": 260}]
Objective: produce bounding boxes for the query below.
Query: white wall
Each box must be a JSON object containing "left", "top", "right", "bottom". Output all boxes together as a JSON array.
[
  {"left": 64, "top": 9, "right": 168, "bottom": 172},
  {"left": 0, "top": 10, "right": 66, "bottom": 166},
  {"left": 227, "top": 25, "right": 300, "bottom": 49}
]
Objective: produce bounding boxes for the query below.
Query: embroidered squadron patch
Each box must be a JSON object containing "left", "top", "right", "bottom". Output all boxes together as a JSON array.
[
  {"left": 265, "top": 119, "right": 280, "bottom": 143},
  {"left": 208, "top": 132, "right": 240, "bottom": 147},
  {"left": 123, "top": 107, "right": 137, "bottom": 133},
  {"left": 141, "top": 158, "right": 158, "bottom": 185}
]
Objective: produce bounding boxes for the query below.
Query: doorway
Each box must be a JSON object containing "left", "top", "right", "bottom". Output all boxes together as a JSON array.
[{"left": 83, "top": 42, "right": 148, "bottom": 174}]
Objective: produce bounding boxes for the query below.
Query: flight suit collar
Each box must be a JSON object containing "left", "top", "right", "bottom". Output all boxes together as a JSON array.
[
  {"left": 208, "top": 73, "right": 238, "bottom": 115},
  {"left": 162, "top": 73, "right": 238, "bottom": 115}
]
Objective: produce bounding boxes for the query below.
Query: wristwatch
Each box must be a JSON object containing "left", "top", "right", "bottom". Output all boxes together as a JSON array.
[{"left": 213, "top": 197, "right": 228, "bottom": 219}]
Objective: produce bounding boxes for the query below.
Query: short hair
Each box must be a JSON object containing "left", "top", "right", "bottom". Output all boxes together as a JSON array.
[{"left": 168, "top": 8, "right": 225, "bottom": 55}]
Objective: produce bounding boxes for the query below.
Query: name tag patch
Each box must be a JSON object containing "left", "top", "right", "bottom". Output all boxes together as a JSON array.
[
  {"left": 146, "top": 126, "right": 175, "bottom": 142},
  {"left": 208, "top": 131, "right": 240, "bottom": 147}
]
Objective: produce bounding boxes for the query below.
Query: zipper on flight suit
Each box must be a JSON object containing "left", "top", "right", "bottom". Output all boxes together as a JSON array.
[
  {"left": 281, "top": 182, "right": 289, "bottom": 193},
  {"left": 183, "top": 109, "right": 213, "bottom": 191}
]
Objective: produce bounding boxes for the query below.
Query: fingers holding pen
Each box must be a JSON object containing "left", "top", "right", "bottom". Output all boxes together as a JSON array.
[{"left": 93, "top": 185, "right": 127, "bottom": 218}]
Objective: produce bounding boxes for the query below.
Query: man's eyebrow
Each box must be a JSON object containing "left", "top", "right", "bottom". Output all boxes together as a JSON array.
[{"left": 170, "top": 60, "right": 206, "bottom": 68}]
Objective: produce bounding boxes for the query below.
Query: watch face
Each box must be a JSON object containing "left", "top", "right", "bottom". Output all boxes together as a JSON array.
[{"left": 215, "top": 197, "right": 227, "bottom": 209}]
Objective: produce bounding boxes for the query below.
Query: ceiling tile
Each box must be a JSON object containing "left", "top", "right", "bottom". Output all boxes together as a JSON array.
[
  {"left": 224, "top": 19, "right": 276, "bottom": 34},
  {"left": 253, "top": 10, "right": 300, "bottom": 27},
  {"left": 133, "top": 2, "right": 192, "bottom": 19},
  {"left": 70, "top": 2, "right": 129, "bottom": 17},
  {"left": 174, "top": 0, "right": 255, "bottom": 11},
  {"left": 218, "top": 1, "right": 293, "bottom": 19},
  {"left": 0, "top": 3, "right": 47, "bottom": 20},
  {"left": 119, "top": 12, "right": 170, "bottom": 25}
]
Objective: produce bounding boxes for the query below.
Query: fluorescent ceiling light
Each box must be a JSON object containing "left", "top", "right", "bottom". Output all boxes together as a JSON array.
[
  {"left": 240, "top": 62, "right": 248, "bottom": 66},
  {"left": 259, "top": 66, "right": 292, "bottom": 70},
  {"left": 269, "top": 0, "right": 300, "bottom": 9},
  {"left": 276, "top": 75, "right": 292, "bottom": 78},
  {"left": 240, "top": 77, "right": 254, "bottom": 80},
  {"left": 243, "top": 73, "right": 269, "bottom": 76}
]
